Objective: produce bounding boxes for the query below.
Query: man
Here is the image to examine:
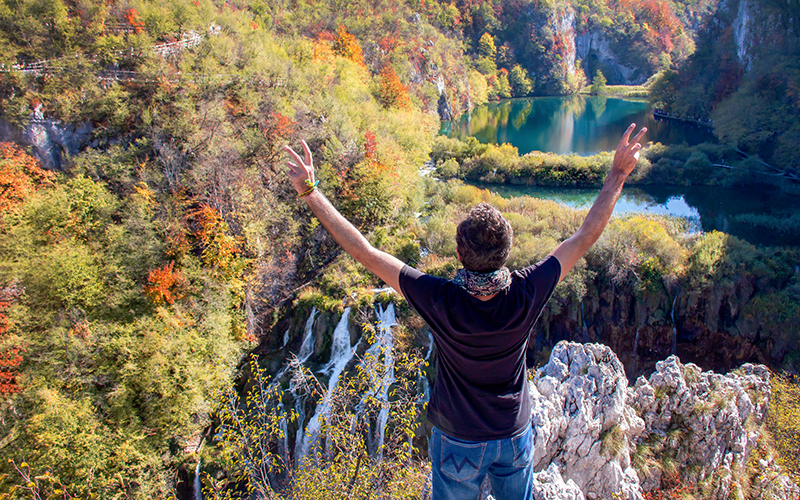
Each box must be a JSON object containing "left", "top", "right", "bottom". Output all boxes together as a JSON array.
[{"left": 284, "top": 124, "right": 646, "bottom": 499}]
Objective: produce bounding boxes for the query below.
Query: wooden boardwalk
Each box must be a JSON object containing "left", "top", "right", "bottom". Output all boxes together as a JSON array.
[{"left": 653, "top": 110, "right": 713, "bottom": 130}]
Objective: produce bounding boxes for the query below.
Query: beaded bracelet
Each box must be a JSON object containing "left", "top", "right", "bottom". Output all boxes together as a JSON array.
[{"left": 298, "top": 179, "right": 319, "bottom": 198}]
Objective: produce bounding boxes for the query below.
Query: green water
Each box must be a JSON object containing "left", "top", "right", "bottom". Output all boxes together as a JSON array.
[
  {"left": 446, "top": 96, "right": 799, "bottom": 247},
  {"left": 467, "top": 181, "right": 800, "bottom": 247},
  {"left": 442, "top": 95, "right": 715, "bottom": 155}
]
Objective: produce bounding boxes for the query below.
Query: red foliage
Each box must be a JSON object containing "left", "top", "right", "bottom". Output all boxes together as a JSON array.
[
  {"left": 642, "top": 473, "right": 697, "bottom": 499},
  {"left": 261, "top": 111, "right": 296, "bottom": 162},
  {"left": 144, "top": 261, "right": 187, "bottom": 305},
  {"left": 263, "top": 112, "right": 296, "bottom": 144},
  {"left": 316, "top": 30, "right": 335, "bottom": 42},
  {"left": 378, "top": 36, "right": 400, "bottom": 54},
  {"left": 250, "top": 20, "right": 259, "bottom": 30},
  {"left": 364, "top": 131, "right": 378, "bottom": 161},
  {"left": 0, "top": 142, "right": 55, "bottom": 213},
  {"left": 125, "top": 7, "right": 145, "bottom": 34}
]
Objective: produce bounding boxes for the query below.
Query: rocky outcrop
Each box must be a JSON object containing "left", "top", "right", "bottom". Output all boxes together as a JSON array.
[
  {"left": 630, "top": 358, "right": 768, "bottom": 498},
  {"left": 575, "top": 31, "right": 639, "bottom": 85},
  {"left": 522, "top": 341, "right": 798, "bottom": 500},
  {"left": 531, "top": 342, "right": 645, "bottom": 500},
  {"left": 0, "top": 105, "right": 92, "bottom": 170}
]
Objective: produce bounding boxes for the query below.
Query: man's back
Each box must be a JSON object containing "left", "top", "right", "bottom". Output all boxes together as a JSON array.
[{"left": 399, "top": 256, "right": 561, "bottom": 440}]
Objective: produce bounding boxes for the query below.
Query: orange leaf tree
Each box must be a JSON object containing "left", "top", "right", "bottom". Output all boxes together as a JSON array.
[
  {"left": 0, "top": 143, "right": 55, "bottom": 213},
  {"left": 144, "top": 261, "right": 187, "bottom": 305},
  {"left": 377, "top": 65, "right": 411, "bottom": 109},
  {"left": 333, "top": 25, "right": 365, "bottom": 66},
  {"left": 0, "top": 283, "right": 22, "bottom": 397}
]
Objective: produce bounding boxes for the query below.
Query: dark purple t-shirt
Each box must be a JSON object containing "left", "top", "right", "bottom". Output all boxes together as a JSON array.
[{"left": 398, "top": 256, "right": 561, "bottom": 441}]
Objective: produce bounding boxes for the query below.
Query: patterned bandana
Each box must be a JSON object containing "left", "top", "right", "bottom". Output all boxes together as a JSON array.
[{"left": 452, "top": 267, "right": 512, "bottom": 297}]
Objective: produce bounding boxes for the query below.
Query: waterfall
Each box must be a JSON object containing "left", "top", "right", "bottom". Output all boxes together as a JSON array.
[
  {"left": 194, "top": 459, "right": 202, "bottom": 500},
  {"left": 371, "top": 303, "right": 396, "bottom": 460},
  {"left": 282, "top": 327, "right": 290, "bottom": 349},
  {"left": 670, "top": 294, "right": 678, "bottom": 355},
  {"left": 291, "top": 307, "right": 319, "bottom": 465},
  {"left": 633, "top": 326, "right": 640, "bottom": 359},
  {"left": 419, "top": 331, "right": 434, "bottom": 403},
  {"left": 278, "top": 398, "right": 289, "bottom": 468},
  {"left": 291, "top": 375, "right": 307, "bottom": 466},
  {"left": 581, "top": 302, "right": 589, "bottom": 343},
  {"left": 296, "top": 308, "right": 355, "bottom": 464},
  {"left": 297, "top": 307, "right": 319, "bottom": 363}
]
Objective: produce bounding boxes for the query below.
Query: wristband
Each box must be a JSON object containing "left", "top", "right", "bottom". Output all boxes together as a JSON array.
[{"left": 298, "top": 179, "right": 319, "bottom": 198}]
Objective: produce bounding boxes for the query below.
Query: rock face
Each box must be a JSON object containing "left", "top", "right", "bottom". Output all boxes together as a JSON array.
[
  {"left": 575, "top": 31, "right": 639, "bottom": 85},
  {"left": 630, "top": 357, "right": 768, "bottom": 497},
  {"left": 531, "top": 342, "right": 644, "bottom": 500},
  {"left": 524, "top": 341, "right": 798, "bottom": 500},
  {"left": 0, "top": 106, "right": 92, "bottom": 170}
]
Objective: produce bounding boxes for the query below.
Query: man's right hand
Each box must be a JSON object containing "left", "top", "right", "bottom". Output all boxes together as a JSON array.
[
  {"left": 284, "top": 140, "right": 316, "bottom": 195},
  {"left": 611, "top": 123, "right": 647, "bottom": 178}
]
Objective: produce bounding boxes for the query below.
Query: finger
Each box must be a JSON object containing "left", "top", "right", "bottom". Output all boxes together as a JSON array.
[
  {"left": 632, "top": 143, "right": 642, "bottom": 153},
  {"left": 631, "top": 127, "right": 647, "bottom": 145},
  {"left": 620, "top": 123, "right": 636, "bottom": 145},
  {"left": 301, "top": 140, "right": 312, "bottom": 166},
  {"left": 284, "top": 145, "right": 304, "bottom": 167}
]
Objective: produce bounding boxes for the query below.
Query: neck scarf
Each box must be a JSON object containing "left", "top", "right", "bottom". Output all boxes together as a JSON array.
[{"left": 452, "top": 267, "right": 512, "bottom": 297}]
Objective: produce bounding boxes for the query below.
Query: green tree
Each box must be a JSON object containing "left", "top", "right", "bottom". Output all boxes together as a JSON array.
[
  {"left": 509, "top": 64, "right": 533, "bottom": 96},
  {"left": 477, "top": 32, "right": 496, "bottom": 59},
  {"left": 648, "top": 69, "right": 679, "bottom": 111},
  {"left": 590, "top": 69, "right": 608, "bottom": 95}
]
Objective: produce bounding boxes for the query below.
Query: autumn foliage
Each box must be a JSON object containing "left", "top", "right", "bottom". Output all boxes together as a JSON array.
[
  {"left": 144, "top": 261, "right": 187, "bottom": 305},
  {"left": 125, "top": 7, "right": 145, "bottom": 34},
  {"left": 332, "top": 25, "right": 365, "bottom": 66},
  {"left": 192, "top": 204, "right": 242, "bottom": 272},
  {"left": 377, "top": 65, "right": 411, "bottom": 109},
  {"left": 0, "top": 283, "right": 22, "bottom": 397},
  {"left": 0, "top": 143, "right": 54, "bottom": 213}
]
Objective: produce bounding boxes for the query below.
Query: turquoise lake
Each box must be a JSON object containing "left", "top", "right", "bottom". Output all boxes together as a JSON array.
[{"left": 442, "top": 96, "right": 799, "bottom": 247}]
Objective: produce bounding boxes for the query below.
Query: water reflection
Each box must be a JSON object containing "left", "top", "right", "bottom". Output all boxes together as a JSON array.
[
  {"left": 466, "top": 182, "right": 800, "bottom": 247},
  {"left": 444, "top": 96, "right": 716, "bottom": 155}
]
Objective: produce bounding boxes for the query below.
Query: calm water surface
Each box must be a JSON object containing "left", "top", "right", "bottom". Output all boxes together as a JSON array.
[
  {"left": 447, "top": 96, "right": 799, "bottom": 247},
  {"left": 466, "top": 182, "right": 800, "bottom": 247},
  {"left": 442, "top": 96, "right": 715, "bottom": 155}
]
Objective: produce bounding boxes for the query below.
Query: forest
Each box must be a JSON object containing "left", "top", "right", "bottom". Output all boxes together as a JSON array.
[{"left": 0, "top": 0, "right": 798, "bottom": 498}]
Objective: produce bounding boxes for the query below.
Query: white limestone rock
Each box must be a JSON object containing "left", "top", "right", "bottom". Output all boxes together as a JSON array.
[
  {"left": 531, "top": 463, "right": 585, "bottom": 500},
  {"left": 629, "top": 357, "right": 776, "bottom": 499},
  {"left": 531, "top": 342, "right": 645, "bottom": 500}
]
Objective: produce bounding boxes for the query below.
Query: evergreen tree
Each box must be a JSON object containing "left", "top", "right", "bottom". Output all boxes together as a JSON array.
[{"left": 590, "top": 69, "right": 608, "bottom": 95}]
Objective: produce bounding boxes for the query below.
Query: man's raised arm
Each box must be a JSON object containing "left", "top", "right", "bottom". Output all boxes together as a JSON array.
[
  {"left": 549, "top": 123, "right": 647, "bottom": 283},
  {"left": 284, "top": 140, "right": 406, "bottom": 295}
]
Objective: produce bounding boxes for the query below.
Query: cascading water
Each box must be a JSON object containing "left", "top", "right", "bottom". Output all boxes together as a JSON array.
[
  {"left": 633, "top": 326, "right": 640, "bottom": 359},
  {"left": 371, "top": 303, "right": 396, "bottom": 460},
  {"left": 296, "top": 307, "right": 354, "bottom": 464},
  {"left": 291, "top": 307, "right": 318, "bottom": 465},
  {"left": 297, "top": 307, "right": 319, "bottom": 363},
  {"left": 581, "top": 302, "right": 589, "bottom": 343},
  {"left": 278, "top": 398, "right": 289, "bottom": 468},
  {"left": 194, "top": 459, "right": 202, "bottom": 500},
  {"left": 282, "top": 327, "right": 290, "bottom": 349},
  {"left": 670, "top": 294, "right": 678, "bottom": 355}
]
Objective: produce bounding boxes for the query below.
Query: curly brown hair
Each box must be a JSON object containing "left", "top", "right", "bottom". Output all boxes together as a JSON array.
[{"left": 456, "top": 202, "right": 513, "bottom": 271}]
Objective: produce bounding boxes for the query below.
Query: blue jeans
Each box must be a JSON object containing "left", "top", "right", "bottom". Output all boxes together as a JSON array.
[{"left": 430, "top": 425, "right": 534, "bottom": 500}]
